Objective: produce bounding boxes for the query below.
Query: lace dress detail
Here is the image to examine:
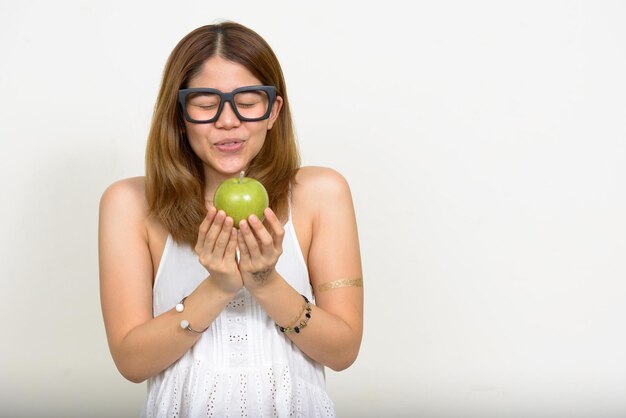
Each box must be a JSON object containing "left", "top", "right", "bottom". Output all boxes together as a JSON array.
[{"left": 142, "top": 219, "right": 335, "bottom": 418}]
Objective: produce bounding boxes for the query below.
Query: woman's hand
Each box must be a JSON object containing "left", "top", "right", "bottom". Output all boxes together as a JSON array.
[
  {"left": 195, "top": 206, "right": 243, "bottom": 294},
  {"left": 237, "top": 207, "right": 285, "bottom": 291}
]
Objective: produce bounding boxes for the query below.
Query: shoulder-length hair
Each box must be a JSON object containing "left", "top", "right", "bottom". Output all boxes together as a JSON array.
[{"left": 145, "top": 22, "right": 300, "bottom": 246}]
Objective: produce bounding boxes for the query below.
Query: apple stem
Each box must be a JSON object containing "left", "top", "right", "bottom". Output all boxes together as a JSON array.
[{"left": 239, "top": 170, "right": 245, "bottom": 184}]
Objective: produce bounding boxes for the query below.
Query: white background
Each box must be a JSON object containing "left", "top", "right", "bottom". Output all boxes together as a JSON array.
[{"left": 1, "top": 1, "right": 625, "bottom": 417}]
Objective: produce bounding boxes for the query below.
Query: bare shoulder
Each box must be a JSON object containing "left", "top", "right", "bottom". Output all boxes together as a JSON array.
[
  {"left": 291, "top": 166, "right": 356, "bottom": 245},
  {"left": 100, "top": 176, "right": 147, "bottom": 210},
  {"left": 293, "top": 166, "right": 353, "bottom": 203},
  {"left": 99, "top": 176, "right": 150, "bottom": 218},
  {"left": 99, "top": 176, "right": 150, "bottom": 238}
]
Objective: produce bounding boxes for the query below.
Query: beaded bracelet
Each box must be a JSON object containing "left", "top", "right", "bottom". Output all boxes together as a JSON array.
[
  {"left": 176, "top": 296, "right": 209, "bottom": 334},
  {"left": 276, "top": 295, "right": 312, "bottom": 334}
]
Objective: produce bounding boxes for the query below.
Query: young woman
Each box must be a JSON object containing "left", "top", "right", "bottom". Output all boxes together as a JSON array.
[{"left": 99, "top": 21, "right": 363, "bottom": 417}]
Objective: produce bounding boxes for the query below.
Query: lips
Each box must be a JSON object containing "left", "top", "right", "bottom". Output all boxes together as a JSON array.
[{"left": 213, "top": 139, "right": 244, "bottom": 153}]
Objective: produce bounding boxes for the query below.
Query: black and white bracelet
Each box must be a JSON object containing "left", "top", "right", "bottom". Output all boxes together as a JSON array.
[{"left": 276, "top": 294, "right": 312, "bottom": 334}]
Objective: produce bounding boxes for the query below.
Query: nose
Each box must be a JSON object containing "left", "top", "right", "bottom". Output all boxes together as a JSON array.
[{"left": 214, "top": 100, "right": 241, "bottom": 129}]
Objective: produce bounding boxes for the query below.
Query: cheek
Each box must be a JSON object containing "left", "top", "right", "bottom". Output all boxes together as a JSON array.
[
  {"left": 185, "top": 127, "right": 208, "bottom": 155},
  {"left": 249, "top": 126, "right": 269, "bottom": 150},
  {"left": 188, "top": 138, "right": 202, "bottom": 156}
]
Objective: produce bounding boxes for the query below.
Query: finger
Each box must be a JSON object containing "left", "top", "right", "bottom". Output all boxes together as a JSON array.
[
  {"left": 237, "top": 229, "right": 250, "bottom": 263},
  {"left": 204, "top": 210, "right": 226, "bottom": 252},
  {"left": 239, "top": 219, "right": 262, "bottom": 258},
  {"left": 225, "top": 228, "right": 238, "bottom": 260},
  {"left": 195, "top": 206, "right": 217, "bottom": 253},
  {"left": 213, "top": 216, "right": 234, "bottom": 256},
  {"left": 248, "top": 214, "right": 273, "bottom": 250},
  {"left": 264, "top": 208, "right": 285, "bottom": 249}
]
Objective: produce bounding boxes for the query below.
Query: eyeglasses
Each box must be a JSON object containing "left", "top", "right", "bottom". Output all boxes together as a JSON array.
[{"left": 178, "top": 85, "right": 276, "bottom": 124}]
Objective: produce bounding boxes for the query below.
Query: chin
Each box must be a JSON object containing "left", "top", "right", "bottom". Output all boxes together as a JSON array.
[{"left": 214, "top": 164, "right": 249, "bottom": 177}]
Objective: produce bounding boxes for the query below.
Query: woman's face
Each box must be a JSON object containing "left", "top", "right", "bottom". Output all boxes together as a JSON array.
[{"left": 183, "top": 56, "right": 282, "bottom": 185}]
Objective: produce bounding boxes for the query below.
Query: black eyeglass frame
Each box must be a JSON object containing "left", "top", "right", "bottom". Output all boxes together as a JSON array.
[{"left": 178, "top": 85, "right": 277, "bottom": 124}]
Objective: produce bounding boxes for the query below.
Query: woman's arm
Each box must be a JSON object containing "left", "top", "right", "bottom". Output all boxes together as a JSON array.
[
  {"left": 241, "top": 167, "right": 364, "bottom": 371},
  {"left": 98, "top": 178, "right": 238, "bottom": 383}
]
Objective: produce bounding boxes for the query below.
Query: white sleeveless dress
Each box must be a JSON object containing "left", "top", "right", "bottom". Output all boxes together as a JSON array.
[{"left": 141, "top": 215, "right": 336, "bottom": 418}]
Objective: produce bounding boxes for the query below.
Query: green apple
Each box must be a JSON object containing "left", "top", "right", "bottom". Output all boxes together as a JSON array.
[{"left": 213, "top": 171, "right": 269, "bottom": 228}]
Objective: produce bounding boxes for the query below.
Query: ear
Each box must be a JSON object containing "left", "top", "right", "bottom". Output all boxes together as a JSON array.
[{"left": 267, "top": 96, "right": 283, "bottom": 130}]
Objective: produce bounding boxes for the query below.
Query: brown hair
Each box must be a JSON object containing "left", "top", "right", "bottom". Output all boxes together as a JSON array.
[{"left": 145, "top": 22, "right": 300, "bottom": 246}]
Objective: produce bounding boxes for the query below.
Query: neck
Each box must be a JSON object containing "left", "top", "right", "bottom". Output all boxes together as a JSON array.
[
  {"left": 202, "top": 167, "right": 246, "bottom": 203},
  {"left": 203, "top": 179, "right": 222, "bottom": 203}
]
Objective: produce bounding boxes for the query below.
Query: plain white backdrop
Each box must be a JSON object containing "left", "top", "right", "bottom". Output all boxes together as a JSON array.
[{"left": 1, "top": 1, "right": 625, "bottom": 417}]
